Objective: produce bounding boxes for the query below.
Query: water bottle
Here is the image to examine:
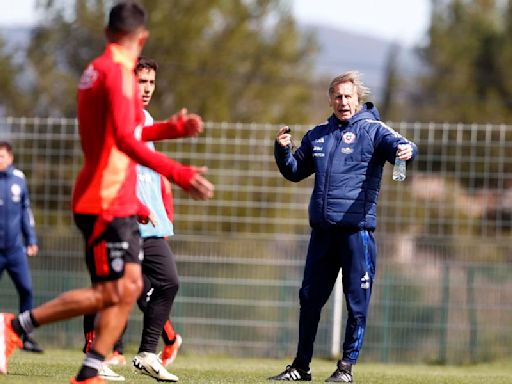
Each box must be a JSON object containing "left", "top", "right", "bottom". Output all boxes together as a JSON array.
[{"left": 392, "top": 157, "right": 406, "bottom": 181}]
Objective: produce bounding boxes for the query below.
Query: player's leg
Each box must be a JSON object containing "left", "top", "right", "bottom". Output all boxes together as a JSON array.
[
  {"left": 5, "top": 246, "right": 33, "bottom": 313},
  {"left": 0, "top": 215, "right": 143, "bottom": 379},
  {"left": 136, "top": 272, "right": 152, "bottom": 312},
  {"left": 5, "top": 246, "right": 43, "bottom": 353},
  {"left": 340, "top": 229, "right": 375, "bottom": 363},
  {"left": 160, "top": 320, "right": 182, "bottom": 366},
  {"left": 76, "top": 215, "right": 142, "bottom": 382},
  {"left": 83, "top": 313, "right": 96, "bottom": 353},
  {"left": 14, "top": 215, "right": 142, "bottom": 326},
  {"left": 269, "top": 228, "right": 341, "bottom": 381},
  {"left": 0, "top": 276, "right": 120, "bottom": 375},
  {"left": 137, "top": 238, "right": 178, "bottom": 354},
  {"left": 104, "top": 331, "right": 127, "bottom": 366},
  {"left": 135, "top": 265, "right": 182, "bottom": 367},
  {"left": 92, "top": 263, "right": 141, "bottom": 354},
  {"left": 139, "top": 275, "right": 182, "bottom": 367},
  {"left": 132, "top": 237, "right": 178, "bottom": 381},
  {"left": 85, "top": 312, "right": 127, "bottom": 366},
  {"left": 325, "top": 229, "right": 376, "bottom": 383}
]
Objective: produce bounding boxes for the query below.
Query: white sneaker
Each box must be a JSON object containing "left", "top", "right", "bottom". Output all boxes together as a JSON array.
[
  {"left": 99, "top": 363, "right": 125, "bottom": 381},
  {"left": 133, "top": 352, "right": 178, "bottom": 382}
]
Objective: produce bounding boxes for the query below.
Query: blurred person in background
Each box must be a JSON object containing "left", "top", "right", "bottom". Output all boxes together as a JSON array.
[
  {"left": 270, "top": 71, "right": 417, "bottom": 382},
  {"left": 0, "top": 141, "right": 43, "bottom": 354},
  {"left": 83, "top": 56, "right": 187, "bottom": 382},
  {"left": 0, "top": 1, "right": 213, "bottom": 382}
]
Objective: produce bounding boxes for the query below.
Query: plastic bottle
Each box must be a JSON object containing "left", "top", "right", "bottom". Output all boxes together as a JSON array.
[{"left": 392, "top": 157, "right": 406, "bottom": 181}]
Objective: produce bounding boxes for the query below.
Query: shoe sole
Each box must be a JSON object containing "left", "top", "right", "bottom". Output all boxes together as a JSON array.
[
  {"left": 99, "top": 374, "right": 125, "bottom": 382},
  {"left": 133, "top": 367, "right": 178, "bottom": 382},
  {"left": 105, "top": 360, "right": 127, "bottom": 366}
]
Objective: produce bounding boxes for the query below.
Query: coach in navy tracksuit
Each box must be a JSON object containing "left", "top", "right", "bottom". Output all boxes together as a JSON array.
[
  {"left": 0, "top": 141, "right": 43, "bottom": 353},
  {"left": 269, "top": 71, "right": 417, "bottom": 383}
]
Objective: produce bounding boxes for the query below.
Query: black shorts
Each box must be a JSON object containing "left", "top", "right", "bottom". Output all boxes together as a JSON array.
[{"left": 74, "top": 214, "right": 142, "bottom": 283}]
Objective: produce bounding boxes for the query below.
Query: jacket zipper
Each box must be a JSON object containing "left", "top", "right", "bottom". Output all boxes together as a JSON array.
[
  {"left": 322, "top": 123, "right": 345, "bottom": 221},
  {"left": 0, "top": 176, "right": 5, "bottom": 249}
]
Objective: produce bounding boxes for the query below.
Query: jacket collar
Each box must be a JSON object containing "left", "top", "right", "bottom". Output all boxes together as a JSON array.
[
  {"left": 329, "top": 102, "right": 380, "bottom": 129},
  {"left": 0, "top": 164, "right": 14, "bottom": 176}
]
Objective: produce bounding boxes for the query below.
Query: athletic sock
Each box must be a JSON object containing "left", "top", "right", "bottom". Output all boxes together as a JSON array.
[
  {"left": 162, "top": 320, "right": 176, "bottom": 345},
  {"left": 76, "top": 349, "right": 105, "bottom": 381},
  {"left": 11, "top": 311, "right": 37, "bottom": 337}
]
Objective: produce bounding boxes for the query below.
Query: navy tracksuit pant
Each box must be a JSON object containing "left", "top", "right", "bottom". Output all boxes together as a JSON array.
[
  {"left": 293, "top": 227, "right": 376, "bottom": 369},
  {"left": 0, "top": 245, "right": 33, "bottom": 313}
]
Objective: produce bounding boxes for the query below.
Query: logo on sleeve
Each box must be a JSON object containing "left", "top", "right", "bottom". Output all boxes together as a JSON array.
[
  {"left": 11, "top": 184, "right": 21, "bottom": 203},
  {"left": 78, "top": 64, "right": 98, "bottom": 90},
  {"left": 342, "top": 132, "right": 356, "bottom": 144}
]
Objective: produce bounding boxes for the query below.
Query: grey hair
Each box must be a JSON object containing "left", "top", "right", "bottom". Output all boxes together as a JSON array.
[{"left": 328, "top": 71, "right": 370, "bottom": 102}]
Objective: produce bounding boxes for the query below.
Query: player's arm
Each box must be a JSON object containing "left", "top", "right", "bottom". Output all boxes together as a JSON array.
[
  {"left": 375, "top": 123, "right": 418, "bottom": 164},
  {"left": 274, "top": 126, "right": 314, "bottom": 182},
  {"left": 141, "top": 108, "right": 203, "bottom": 141},
  {"left": 108, "top": 68, "right": 212, "bottom": 199}
]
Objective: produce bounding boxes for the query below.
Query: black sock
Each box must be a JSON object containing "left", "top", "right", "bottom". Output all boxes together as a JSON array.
[
  {"left": 11, "top": 317, "right": 25, "bottom": 337},
  {"left": 291, "top": 358, "right": 310, "bottom": 372}
]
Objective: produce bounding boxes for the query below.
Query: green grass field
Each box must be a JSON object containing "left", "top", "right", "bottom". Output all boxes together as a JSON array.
[{"left": 2, "top": 349, "right": 512, "bottom": 383}]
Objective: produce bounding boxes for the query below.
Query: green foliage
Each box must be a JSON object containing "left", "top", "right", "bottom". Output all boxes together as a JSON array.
[
  {"left": 21, "top": 0, "right": 106, "bottom": 116},
  {"left": 140, "top": 0, "right": 316, "bottom": 123},
  {"left": 0, "top": 37, "right": 31, "bottom": 116},
  {"left": 410, "top": 0, "right": 512, "bottom": 123},
  {"left": 5, "top": 0, "right": 315, "bottom": 122}
]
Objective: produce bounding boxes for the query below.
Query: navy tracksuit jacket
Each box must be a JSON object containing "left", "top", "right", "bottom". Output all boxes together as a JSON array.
[
  {"left": 0, "top": 165, "right": 38, "bottom": 313},
  {"left": 275, "top": 103, "right": 417, "bottom": 366}
]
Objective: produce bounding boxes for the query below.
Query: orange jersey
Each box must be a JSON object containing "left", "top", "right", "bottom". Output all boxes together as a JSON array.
[{"left": 73, "top": 44, "right": 195, "bottom": 219}]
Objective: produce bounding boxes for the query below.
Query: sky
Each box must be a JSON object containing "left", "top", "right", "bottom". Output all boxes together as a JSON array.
[{"left": 0, "top": 0, "right": 431, "bottom": 46}]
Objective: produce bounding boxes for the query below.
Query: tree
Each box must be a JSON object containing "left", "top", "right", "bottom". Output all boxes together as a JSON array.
[
  {"left": 379, "top": 43, "right": 401, "bottom": 121},
  {"left": 413, "top": 0, "right": 509, "bottom": 123},
  {"left": 22, "top": 0, "right": 316, "bottom": 123},
  {"left": 25, "top": 0, "right": 111, "bottom": 116},
  {"left": 0, "top": 36, "right": 31, "bottom": 116}
]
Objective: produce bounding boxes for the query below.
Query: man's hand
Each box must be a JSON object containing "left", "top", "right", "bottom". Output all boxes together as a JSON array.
[
  {"left": 168, "top": 108, "right": 203, "bottom": 137},
  {"left": 140, "top": 211, "right": 158, "bottom": 227},
  {"left": 276, "top": 126, "right": 292, "bottom": 148},
  {"left": 187, "top": 166, "right": 214, "bottom": 200},
  {"left": 27, "top": 244, "right": 38, "bottom": 257},
  {"left": 397, "top": 143, "right": 413, "bottom": 161}
]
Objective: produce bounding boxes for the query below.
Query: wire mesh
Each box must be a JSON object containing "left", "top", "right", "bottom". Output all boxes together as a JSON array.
[{"left": 0, "top": 117, "right": 510, "bottom": 363}]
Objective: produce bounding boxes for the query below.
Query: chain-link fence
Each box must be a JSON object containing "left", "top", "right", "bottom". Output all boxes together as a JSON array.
[{"left": 0, "top": 117, "right": 511, "bottom": 364}]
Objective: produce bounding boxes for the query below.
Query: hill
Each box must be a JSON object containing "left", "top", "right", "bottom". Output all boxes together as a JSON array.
[
  {"left": 302, "top": 23, "right": 422, "bottom": 102},
  {"left": 0, "top": 24, "right": 422, "bottom": 106}
]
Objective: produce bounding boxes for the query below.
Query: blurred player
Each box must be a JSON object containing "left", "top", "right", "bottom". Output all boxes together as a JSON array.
[
  {"left": 0, "top": 141, "right": 43, "bottom": 353},
  {"left": 0, "top": 1, "right": 213, "bottom": 382},
  {"left": 83, "top": 56, "right": 186, "bottom": 382}
]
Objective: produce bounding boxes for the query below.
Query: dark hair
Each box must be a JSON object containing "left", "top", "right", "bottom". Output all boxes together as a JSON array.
[
  {"left": 107, "top": 1, "right": 147, "bottom": 35},
  {"left": 135, "top": 56, "right": 158, "bottom": 75},
  {"left": 0, "top": 141, "right": 13, "bottom": 154}
]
